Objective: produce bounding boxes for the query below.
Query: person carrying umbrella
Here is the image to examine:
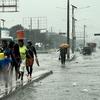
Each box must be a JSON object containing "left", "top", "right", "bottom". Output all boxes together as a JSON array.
[{"left": 59, "top": 43, "right": 69, "bottom": 65}]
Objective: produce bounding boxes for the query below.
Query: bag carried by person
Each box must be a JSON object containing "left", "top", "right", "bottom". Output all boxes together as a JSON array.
[{"left": 20, "top": 59, "right": 25, "bottom": 72}]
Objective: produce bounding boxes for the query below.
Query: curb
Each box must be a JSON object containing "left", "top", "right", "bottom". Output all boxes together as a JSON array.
[
  {"left": 0, "top": 70, "right": 53, "bottom": 100},
  {"left": 69, "top": 54, "right": 76, "bottom": 61}
]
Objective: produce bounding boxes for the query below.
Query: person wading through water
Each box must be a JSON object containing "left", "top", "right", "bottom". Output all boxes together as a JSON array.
[
  {"left": 18, "top": 39, "right": 27, "bottom": 81},
  {"left": 60, "top": 48, "right": 67, "bottom": 65},
  {"left": 26, "top": 40, "right": 39, "bottom": 80},
  {"left": 9, "top": 41, "right": 21, "bottom": 81},
  {"left": 59, "top": 43, "right": 69, "bottom": 65}
]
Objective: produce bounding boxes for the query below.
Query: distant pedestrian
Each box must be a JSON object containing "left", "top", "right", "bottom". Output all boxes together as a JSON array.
[
  {"left": 59, "top": 43, "right": 69, "bottom": 65},
  {"left": 60, "top": 48, "right": 67, "bottom": 65}
]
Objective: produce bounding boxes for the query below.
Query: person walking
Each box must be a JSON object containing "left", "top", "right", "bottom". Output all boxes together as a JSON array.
[
  {"left": 26, "top": 40, "right": 39, "bottom": 79},
  {"left": 9, "top": 41, "right": 21, "bottom": 81},
  {"left": 60, "top": 48, "right": 67, "bottom": 65},
  {"left": 59, "top": 43, "right": 69, "bottom": 65},
  {"left": 18, "top": 39, "right": 27, "bottom": 81},
  {"left": 1, "top": 40, "right": 12, "bottom": 92}
]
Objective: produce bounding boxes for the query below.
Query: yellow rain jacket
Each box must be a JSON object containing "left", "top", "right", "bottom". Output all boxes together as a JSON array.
[{"left": 19, "top": 45, "right": 27, "bottom": 60}]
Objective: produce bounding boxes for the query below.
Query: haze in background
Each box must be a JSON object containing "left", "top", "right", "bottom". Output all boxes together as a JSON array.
[{"left": 0, "top": 0, "right": 99, "bottom": 35}]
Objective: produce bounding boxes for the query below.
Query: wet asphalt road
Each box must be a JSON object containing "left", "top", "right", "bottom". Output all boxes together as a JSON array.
[{"left": 2, "top": 49, "right": 100, "bottom": 100}]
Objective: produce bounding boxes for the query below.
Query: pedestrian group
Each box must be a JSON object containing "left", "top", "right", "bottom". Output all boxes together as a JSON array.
[{"left": 0, "top": 38, "right": 39, "bottom": 91}]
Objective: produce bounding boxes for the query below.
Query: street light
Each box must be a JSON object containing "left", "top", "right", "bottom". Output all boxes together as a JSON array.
[
  {"left": 0, "top": 19, "right": 5, "bottom": 28},
  {"left": 0, "top": 19, "right": 5, "bottom": 38},
  {"left": 76, "top": 6, "right": 91, "bottom": 48},
  {"left": 78, "top": 6, "right": 91, "bottom": 10}
]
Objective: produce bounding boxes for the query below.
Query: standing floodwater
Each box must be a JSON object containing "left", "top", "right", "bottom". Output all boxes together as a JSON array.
[{"left": 2, "top": 49, "right": 100, "bottom": 100}]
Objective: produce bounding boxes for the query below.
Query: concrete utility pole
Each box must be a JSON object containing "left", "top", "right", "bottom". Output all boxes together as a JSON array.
[
  {"left": 83, "top": 25, "right": 86, "bottom": 47},
  {"left": 67, "top": 0, "right": 70, "bottom": 59},
  {"left": 72, "top": 5, "right": 77, "bottom": 53}
]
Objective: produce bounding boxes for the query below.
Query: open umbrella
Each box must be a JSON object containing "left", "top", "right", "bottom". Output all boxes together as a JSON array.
[{"left": 59, "top": 43, "right": 70, "bottom": 48}]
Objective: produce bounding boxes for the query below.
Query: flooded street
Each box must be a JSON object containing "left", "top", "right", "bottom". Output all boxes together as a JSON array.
[
  {"left": 2, "top": 49, "right": 100, "bottom": 100},
  {"left": 0, "top": 0, "right": 100, "bottom": 100}
]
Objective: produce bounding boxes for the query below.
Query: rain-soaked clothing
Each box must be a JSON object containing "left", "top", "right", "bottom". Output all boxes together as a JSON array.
[
  {"left": 26, "top": 44, "right": 37, "bottom": 78},
  {"left": 10, "top": 43, "right": 21, "bottom": 80},
  {"left": 60, "top": 48, "right": 67, "bottom": 64},
  {"left": 19, "top": 45, "right": 27, "bottom": 80},
  {"left": 19, "top": 45, "right": 27, "bottom": 60}
]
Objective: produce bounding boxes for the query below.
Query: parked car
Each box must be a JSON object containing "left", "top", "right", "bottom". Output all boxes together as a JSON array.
[
  {"left": 87, "top": 43, "right": 96, "bottom": 52},
  {"left": 82, "top": 46, "right": 92, "bottom": 55}
]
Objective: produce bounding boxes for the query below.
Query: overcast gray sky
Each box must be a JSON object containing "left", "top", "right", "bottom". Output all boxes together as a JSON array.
[{"left": 0, "top": 0, "right": 100, "bottom": 36}]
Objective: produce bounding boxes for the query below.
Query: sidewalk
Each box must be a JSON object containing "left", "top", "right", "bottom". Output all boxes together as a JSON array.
[{"left": 0, "top": 69, "right": 53, "bottom": 99}]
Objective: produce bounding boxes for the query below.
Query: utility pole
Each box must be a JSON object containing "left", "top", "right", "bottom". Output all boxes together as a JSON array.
[
  {"left": 67, "top": 0, "right": 70, "bottom": 59},
  {"left": 72, "top": 5, "right": 77, "bottom": 53},
  {"left": 83, "top": 25, "right": 86, "bottom": 47},
  {"left": 29, "top": 17, "right": 33, "bottom": 42}
]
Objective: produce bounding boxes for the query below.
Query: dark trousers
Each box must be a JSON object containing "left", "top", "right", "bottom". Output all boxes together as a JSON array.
[
  {"left": 11, "top": 61, "right": 20, "bottom": 80},
  {"left": 26, "top": 66, "right": 33, "bottom": 77},
  {"left": 61, "top": 54, "right": 66, "bottom": 64}
]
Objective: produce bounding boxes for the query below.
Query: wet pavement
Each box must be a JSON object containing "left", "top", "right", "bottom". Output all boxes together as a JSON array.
[{"left": 1, "top": 49, "right": 100, "bottom": 100}]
